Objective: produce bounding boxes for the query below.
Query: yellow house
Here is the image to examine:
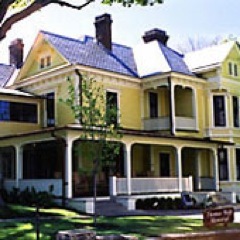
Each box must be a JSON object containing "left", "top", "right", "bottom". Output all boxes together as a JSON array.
[
  {"left": 185, "top": 40, "right": 240, "bottom": 195},
  {"left": 0, "top": 14, "right": 234, "bottom": 212}
]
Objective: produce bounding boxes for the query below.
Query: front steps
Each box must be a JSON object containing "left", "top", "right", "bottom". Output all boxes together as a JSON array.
[{"left": 95, "top": 199, "right": 131, "bottom": 216}]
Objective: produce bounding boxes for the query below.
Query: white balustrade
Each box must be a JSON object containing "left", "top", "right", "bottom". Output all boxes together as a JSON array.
[{"left": 110, "top": 176, "right": 193, "bottom": 195}]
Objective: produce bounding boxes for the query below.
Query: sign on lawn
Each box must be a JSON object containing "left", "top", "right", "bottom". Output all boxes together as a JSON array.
[{"left": 203, "top": 207, "right": 234, "bottom": 228}]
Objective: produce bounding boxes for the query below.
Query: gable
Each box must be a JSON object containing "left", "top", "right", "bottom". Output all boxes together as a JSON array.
[
  {"left": 221, "top": 43, "right": 240, "bottom": 80},
  {"left": 15, "top": 32, "right": 69, "bottom": 83},
  {"left": 184, "top": 41, "right": 235, "bottom": 72}
]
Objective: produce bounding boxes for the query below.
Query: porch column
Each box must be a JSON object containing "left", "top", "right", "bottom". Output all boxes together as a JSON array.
[
  {"left": 176, "top": 147, "right": 183, "bottom": 192},
  {"left": 169, "top": 80, "right": 176, "bottom": 135},
  {"left": 65, "top": 138, "right": 73, "bottom": 198},
  {"left": 212, "top": 148, "right": 220, "bottom": 191},
  {"left": 124, "top": 143, "right": 132, "bottom": 195},
  {"left": 15, "top": 144, "right": 23, "bottom": 188},
  {"left": 195, "top": 151, "right": 201, "bottom": 190}
]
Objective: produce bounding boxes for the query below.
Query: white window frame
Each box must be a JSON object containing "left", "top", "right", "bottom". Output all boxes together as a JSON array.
[
  {"left": 228, "top": 62, "right": 238, "bottom": 77},
  {"left": 106, "top": 89, "right": 120, "bottom": 125},
  {"left": 39, "top": 53, "right": 52, "bottom": 70},
  {"left": 211, "top": 94, "right": 228, "bottom": 128}
]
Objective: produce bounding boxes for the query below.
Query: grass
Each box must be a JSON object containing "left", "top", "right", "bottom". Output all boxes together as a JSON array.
[{"left": 0, "top": 205, "right": 240, "bottom": 239}]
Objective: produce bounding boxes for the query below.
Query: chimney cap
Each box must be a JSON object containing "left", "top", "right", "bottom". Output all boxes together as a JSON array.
[
  {"left": 143, "top": 28, "right": 169, "bottom": 45},
  {"left": 9, "top": 38, "right": 24, "bottom": 46},
  {"left": 95, "top": 13, "right": 112, "bottom": 23}
]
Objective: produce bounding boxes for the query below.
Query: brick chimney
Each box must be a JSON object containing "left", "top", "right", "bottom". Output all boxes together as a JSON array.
[
  {"left": 143, "top": 29, "right": 169, "bottom": 45},
  {"left": 94, "top": 13, "right": 112, "bottom": 51},
  {"left": 9, "top": 38, "right": 24, "bottom": 69}
]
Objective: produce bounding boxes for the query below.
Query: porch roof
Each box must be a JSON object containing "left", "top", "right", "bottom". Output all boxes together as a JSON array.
[{"left": 0, "top": 125, "right": 233, "bottom": 147}]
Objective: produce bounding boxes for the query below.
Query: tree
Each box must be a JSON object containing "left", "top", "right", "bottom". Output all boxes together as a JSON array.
[
  {"left": 0, "top": 0, "right": 163, "bottom": 41},
  {"left": 176, "top": 36, "right": 222, "bottom": 54},
  {"left": 61, "top": 73, "right": 122, "bottom": 225}
]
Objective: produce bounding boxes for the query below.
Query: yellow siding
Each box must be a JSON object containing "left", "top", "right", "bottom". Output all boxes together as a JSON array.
[
  {"left": 119, "top": 86, "right": 141, "bottom": 129},
  {"left": 16, "top": 37, "right": 68, "bottom": 81},
  {"left": 0, "top": 95, "right": 41, "bottom": 136}
]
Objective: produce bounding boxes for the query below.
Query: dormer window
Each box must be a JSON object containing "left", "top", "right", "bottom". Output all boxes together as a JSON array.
[
  {"left": 228, "top": 62, "right": 238, "bottom": 77},
  {"left": 39, "top": 55, "right": 52, "bottom": 69}
]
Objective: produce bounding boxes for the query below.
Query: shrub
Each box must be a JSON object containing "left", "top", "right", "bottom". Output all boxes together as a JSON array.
[
  {"left": 151, "top": 197, "right": 159, "bottom": 210},
  {"left": 135, "top": 199, "right": 144, "bottom": 209},
  {"left": 3, "top": 186, "right": 54, "bottom": 208}
]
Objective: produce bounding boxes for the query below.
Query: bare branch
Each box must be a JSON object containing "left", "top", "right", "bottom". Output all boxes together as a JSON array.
[
  {"left": 0, "top": 0, "right": 16, "bottom": 22},
  {"left": 50, "top": 0, "right": 95, "bottom": 10},
  {"left": 0, "top": 0, "right": 95, "bottom": 40}
]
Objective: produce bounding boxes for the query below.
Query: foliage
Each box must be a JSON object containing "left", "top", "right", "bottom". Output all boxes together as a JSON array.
[
  {"left": 2, "top": 186, "right": 54, "bottom": 207},
  {"left": 62, "top": 74, "right": 122, "bottom": 175},
  {"left": 135, "top": 197, "right": 200, "bottom": 210},
  {"left": 2, "top": 213, "right": 240, "bottom": 239},
  {"left": 0, "top": 0, "right": 163, "bottom": 41},
  {"left": 0, "top": 203, "right": 81, "bottom": 219},
  {"left": 62, "top": 73, "right": 122, "bottom": 224}
]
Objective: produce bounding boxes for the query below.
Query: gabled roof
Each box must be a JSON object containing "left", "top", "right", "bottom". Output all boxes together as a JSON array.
[
  {"left": 0, "top": 64, "right": 15, "bottom": 87},
  {"left": 184, "top": 41, "right": 235, "bottom": 72},
  {"left": 41, "top": 31, "right": 138, "bottom": 77},
  {"left": 0, "top": 87, "right": 34, "bottom": 97},
  {"left": 133, "top": 40, "right": 193, "bottom": 78}
]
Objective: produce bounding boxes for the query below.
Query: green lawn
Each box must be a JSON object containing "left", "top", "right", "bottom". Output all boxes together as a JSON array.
[{"left": 0, "top": 205, "right": 239, "bottom": 240}]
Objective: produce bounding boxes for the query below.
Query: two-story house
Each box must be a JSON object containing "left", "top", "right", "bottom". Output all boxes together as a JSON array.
[
  {"left": 185, "top": 40, "right": 240, "bottom": 195},
  {"left": 0, "top": 14, "right": 232, "bottom": 212}
]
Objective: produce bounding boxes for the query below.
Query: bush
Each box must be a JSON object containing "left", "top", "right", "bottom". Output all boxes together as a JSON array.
[
  {"left": 3, "top": 186, "right": 54, "bottom": 208},
  {"left": 135, "top": 199, "right": 144, "bottom": 209}
]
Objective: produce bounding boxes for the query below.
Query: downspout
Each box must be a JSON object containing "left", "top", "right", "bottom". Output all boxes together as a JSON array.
[
  {"left": 75, "top": 69, "right": 83, "bottom": 124},
  {"left": 51, "top": 132, "right": 66, "bottom": 207},
  {"left": 168, "top": 76, "right": 175, "bottom": 135}
]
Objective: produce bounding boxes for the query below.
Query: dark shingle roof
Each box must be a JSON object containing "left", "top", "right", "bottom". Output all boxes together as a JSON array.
[
  {"left": 40, "top": 31, "right": 193, "bottom": 78},
  {"left": 0, "top": 64, "right": 15, "bottom": 87},
  {"left": 42, "top": 31, "right": 138, "bottom": 77},
  {"left": 159, "top": 43, "right": 193, "bottom": 76}
]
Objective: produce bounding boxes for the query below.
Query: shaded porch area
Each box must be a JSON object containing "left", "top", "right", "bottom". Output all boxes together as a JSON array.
[{"left": 109, "top": 143, "right": 217, "bottom": 196}]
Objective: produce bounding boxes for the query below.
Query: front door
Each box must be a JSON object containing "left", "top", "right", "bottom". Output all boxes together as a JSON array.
[{"left": 159, "top": 153, "right": 170, "bottom": 177}]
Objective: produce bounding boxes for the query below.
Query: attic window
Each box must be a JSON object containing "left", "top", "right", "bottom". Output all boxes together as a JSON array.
[
  {"left": 228, "top": 62, "right": 238, "bottom": 77},
  {"left": 39, "top": 55, "right": 52, "bottom": 69}
]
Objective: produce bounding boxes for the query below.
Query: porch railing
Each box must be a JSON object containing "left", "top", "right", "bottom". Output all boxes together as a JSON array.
[
  {"left": 175, "top": 116, "right": 197, "bottom": 130},
  {"left": 110, "top": 176, "right": 193, "bottom": 196},
  {"left": 143, "top": 116, "right": 197, "bottom": 131},
  {"left": 143, "top": 117, "right": 170, "bottom": 131}
]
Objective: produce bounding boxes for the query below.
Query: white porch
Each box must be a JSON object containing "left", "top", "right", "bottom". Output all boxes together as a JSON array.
[{"left": 109, "top": 176, "right": 193, "bottom": 196}]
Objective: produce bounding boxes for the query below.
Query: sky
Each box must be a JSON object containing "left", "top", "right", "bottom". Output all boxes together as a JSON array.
[{"left": 1, "top": 0, "right": 240, "bottom": 64}]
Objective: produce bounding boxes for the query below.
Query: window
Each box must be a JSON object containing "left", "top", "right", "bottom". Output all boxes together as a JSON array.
[
  {"left": 228, "top": 62, "right": 238, "bottom": 77},
  {"left": 39, "top": 55, "right": 51, "bottom": 69},
  {"left": 159, "top": 153, "right": 170, "bottom": 177},
  {"left": 213, "top": 96, "right": 226, "bottom": 127},
  {"left": 233, "top": 96, "right": 239, "bottom": 127},
  {"left": 46, "top": 92, "right": 55, "bottom": 127},
  {"left": 46, "top": 56, "right": 51, "bottom": 67},
  {"left": 106, "top": 91, "right": 118, "bottom": 126},
  {"left": 0, "top": 147, "right": 15, "bottom": 179},
  {"left": 236, "top": 149, "right": 240, "bottom": 181},
  {"left": 149, "top": 92, "right": 158, "bottom": 118},
  {"left": 0, "top": 101, "right": 37, "bottom": 123},
  {"left": 40, "top": 58, "right": 45, "bottom": 69},
  {"left": 23, "top": 141, "right": 61, "bottom": 179},
  {"left": 218, "top": 148, "right": 229, "bottom": 181}
]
